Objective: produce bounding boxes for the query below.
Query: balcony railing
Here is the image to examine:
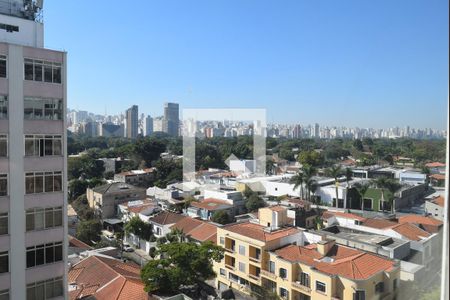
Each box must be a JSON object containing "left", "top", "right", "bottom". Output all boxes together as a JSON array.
[
  {"left": 292, "top": 281, "right": 311, "bottom": 293},
  {"left": 260, "top": 270, "right": 277, "bottom": 280},
  {"left": 249, "top": 255, "right": 261, "bottom": 263},
  {"left": 249, "top": 273, "right": 260, "bottom": 281},
  {"left": 225, "top": 264, "right": 235, "bottom": 270}
]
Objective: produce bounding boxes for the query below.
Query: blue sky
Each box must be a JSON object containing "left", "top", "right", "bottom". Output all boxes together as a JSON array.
[{"left": 45, "top": 0, "right": 448, "bottom": 129}]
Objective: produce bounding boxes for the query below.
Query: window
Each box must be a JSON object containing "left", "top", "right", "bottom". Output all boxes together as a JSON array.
[
  {"left": 279, "top": 268, "right": 287, "bottom": 279},
  {"left": 239, "top": 262, "right": 246, "bottom": 272},
  {"left": 229, "top": 272, "right": 239, "bottom": 283},
  {"left": 26, "top": 277, "right": 63, "bottom": 300},
  {"left": 26, "top": 242, "right": 63, "bottom": 268},
  {"left": 0, "top": 96, "right": 7, "bottom": 119},
  {"left": 0, "top": 251, "right": 8, "bottom": 273},
  {"left": 24, "top": 97, "right": 63, "bottom": 120},
  {"left": 280, "top": 287, "right": 289, "bottom": 299},
  {"left": 24, "top": 59, "right": 62, "bottom": 84},
  {"left": 353, "top": 290, "right": 366, "bottom": 300},
  {"left": 299, "top": 272, "right": 310, "bottom": 288},
  {"left": 239, "top": 245, "right": 246, "bottom": 255},
  {"left": 0, "top": 55, "right": 6, "bottom": 78},
  {"left": 0, "top": 135, "right": 7, "bottom": 157},
  {"left": 0, "top": 174, "right": 7, "bottom": 196},
  {"left": 316, "top": 281, "right": 326, "bottom": 293},
  {"left": 219, "top": 237, "right": 224, "bottom": 245},
  {"left": 269, "top": 261, "right": 275, "bottom": 273},
  {"left": 375, "top": 282, "right": 384, "bottom": 293},
  {"left": 220, "top": 268, "right": 226, "bottom": 277},
  {"left": 26, "top": 207, "right": 62, "bottom": 231},
  {"left": 393, "top": 279, "right": 398, "bottom": 291},
  {"left": 25, "top": 135, "right": 62, "bottom": 157},
  {"left": 0, "top": 289, "right": 9, "bottom": 300},
  {"left": 0, "top": 213, "right": 8, "bottom": 235},
  {"left": 25, "top": 171, "right": 62, "bottom": 194}
]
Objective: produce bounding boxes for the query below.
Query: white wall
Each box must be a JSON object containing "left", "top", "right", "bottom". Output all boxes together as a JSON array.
[{"left": 0, "top": 14, "right": 43, "bottom": 47}]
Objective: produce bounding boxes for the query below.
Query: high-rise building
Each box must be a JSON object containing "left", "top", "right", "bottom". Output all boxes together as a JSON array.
[
  {"left": 125, "top": 105, "right": 138, "bottom": 138},
  {"left": 1, "top": 1, "right": 67, "bottom": 299},
  {"left": 163, "top": 102, "right": 179, "bottom": 137},
  {"left": 143, "top": 115, "right": 153, "bottom": 137}
]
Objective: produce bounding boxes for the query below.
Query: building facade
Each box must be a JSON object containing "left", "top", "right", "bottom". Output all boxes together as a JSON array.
[
  {"left": 125, "top": 105, "right": 138, "bottom": 138},
  {"left": 163, "top": 102, "right": 179, "bottom": 137},
  {"left": 0, "top": 1, "right": 67, "bottom": 299}
]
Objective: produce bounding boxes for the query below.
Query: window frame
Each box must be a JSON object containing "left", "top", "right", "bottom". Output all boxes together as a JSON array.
[
  {"left": 0, "top": 251, "right": 8, "bottom": 274},
  {"left": 0, "top": 212, "right": 8, "bottom": 235},
  {"left": 0, "top": 55, "right": 6, "bottom": 78},
  {"left": 24, "top": 58, "right": 62, "bottom": 84},
  {"left": 0, "top": 95, "right": 7, "bottom": 119},
  {"left": 316, "top": 280, "right": 326, "bottom": 294},
  {"left": 0, "top": 174, "right": 7, "bottom": 197},
  {"left": 0, "top": 134, "right": 8, "bottom": 157}
]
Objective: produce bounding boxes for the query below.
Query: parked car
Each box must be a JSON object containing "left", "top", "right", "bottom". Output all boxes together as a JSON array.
[{"left": 123, "top": 243, "right": 134, "bottom": 252}]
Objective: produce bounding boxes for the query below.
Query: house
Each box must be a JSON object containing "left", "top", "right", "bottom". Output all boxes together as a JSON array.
[
  {"left": 425, "top": 162, "right": 446, "bottom": 174},
  {"left": 186, "top": 198, "right": 234, "bottom": 221},
  {"left": 87, "top": 182, "right": 147, "bottom": 219},
  {"left": 118, "top": 199, "right": 160, "bottom": 222},
  {"left": 114, "top": 168, "right": 155, "bottom": 186},
  {"left": 68, "top": 204, "right": 79, "bottom": 235},
  {"left": 148, "top": 211, "right": 186, "bottom": 238},
  {"left": 172, "top": 217, "right": 219, "bottom": 244},
  {"left": 68, "top": 255, "right": 149, "bottom": 300},
  {"left": 429, "top": 174, "right": 445, "bottom": 187},
  {"left": 425, "top": 196, "right": 445, "bottom": 221}
]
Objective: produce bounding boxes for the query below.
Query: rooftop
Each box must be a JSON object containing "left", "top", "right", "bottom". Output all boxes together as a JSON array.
[
  {"left": 425, "top": 162, "right": 446, "bottom": 168},
  {"left": 275, "top": 244, "right": 397, "bottom": 280},
  {"left": 120, "top": 199, "right": 158, "bottom": 214},
  {"left": 148, "top": 211, "right": 185, "bottom": 226},
  {"left": 92, "top": 182, "right": 146, "bottom": 195},
  {"left": 322, "top": 210, "right": 367, "bottom": 222},
  {"left": 431, "top": 196, "right": 445, "bottom": 207},
  {"left": 172, "top": 217, "right": 218, "bottom": 243},
  {"left": 223, "top": 221, "right": 300, "bottom": 242},
  {"left": 190, "top": 198, "right": 233, "bottom": 211}
]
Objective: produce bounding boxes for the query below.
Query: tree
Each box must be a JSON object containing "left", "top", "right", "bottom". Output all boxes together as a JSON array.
[
  {"left": 307, "top": 179, "right": 318, "bottom": 202},
  {"left": 124, "top": 216, "right": 152, "bottom": 241},
  {"left": 76, "top": 219, "right": 102, "bottom": 245},
  {"left": 301, "top": 165, "right": 316, "bottom": 201},
  {"left": 140, "top": 242, "right": 224, "bottom": 293},
  {"left": 326, "top": 165, "right": 342, "bottom": 208},
  {"left": 166, "top": 228, "right": 186, "bottom": 243},
  {"left": 354, "top": 182, "right": 369, "bottom": 211},
  {"left": 211, "top": 210, "right": 233, "bottom": 225},
  {"left": 385, "top": 180, "right": 402, "bottom": 213},
  {"left": 344, "top": 167, "right": 352, "bottom": 209},
  {"left": 289, "top": 171, "right": 304, "bottom": 199},
  {"left": 371, "top": 177, "right": 390, "bottom": 212},
  {"left": 68, "top": 179, "right": 88, "bottom": 201},
  {"left": 245, "top": 193, "right": 266, "bottom": 212},
  {"left": 297, "top": 150, "right": 323, "bottom": 167},
  {"left": 266, "top": 159, "right": 276, "bottom": 175}
]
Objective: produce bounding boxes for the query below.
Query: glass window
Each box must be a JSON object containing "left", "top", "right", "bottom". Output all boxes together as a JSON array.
[
  {"left": 0, "top": 175, "right": 7, "bottom": 196},
  {"left": 24, "top": 98, "right": 34, "bottom": 120},
  {"left": 0, "top": 55, "right": 6, "bottom": 78},
  {"left": 26, "top": 247, "right": 35, "bottom": 268},
  {"left": 239, "top": 262, "right": 245, "bottom": 272},
  {"left": 0, "top": 96, "right": 7, "bottom": 119},
  {"left": 44, "top": 172, "right": 54, "bottom": 193},
  {"left": 45, "top": 245, "right": 54, "bottom": 264},
  {"left": 220, "top": 268, "right": 226, "bottom": 276},
  {"left": 54, "top": 243, "right": 63, "bottom": 262},
  {"left": 280, "top": 288, "right": 288, "bottom": 299},
  {"left": 54, "top": 208, "right": 62, "bottom": 227},
  {"left": 354, "top": 290, "right": 366, "bottom": 300},
  {"left": 53, "top": 172, "right": 62, "bottom": 192},
  {"left": 0, "top": 135, "right": 6, "bottom": 157},
  {"left": 45, "top": 208, "right": 54, "bottom": 228},
  {"left": 35, "top": 245, "right": 45, "bottom": 266},
  {"left": 26, "top": 174, "right": 35, "bottom": 194},
  {"left": 0, "top": 251, "right": 8, "bottom": 273},
  {"left": 239, "top": 245, "right": 245, "bottom": 255},
  {"left": 34, "top": 173, "right": 44, "bottom": 193},
  {"left": 316, "top": 281, "right": 326, "bottom": 293},
  {"left": 279, "top": 268, "right": 287, "bottom": 279},
  {"left": 45, "top": 280, "right": 54, "bottom": 299},
  {"left": 53, "top": 64, "right": 61, "bottom": 83},
  {"left": 375, "top": 282, "right": 384, "bottom": 293},
  {"left": 44, "top": 137, "right": 53, "bottom": 156},
  {"left": 44, "top": 64, "right": 52, "bottom": 83},
  {"left": 53, "top": 137, "right": 62, "bottom": 155},
  {"left": 35, "top": 282, "right": 45, "bottom": 300},
  {"left": 53, "top": 278, "right": 63, "bottom": 297},
  {"left": 24, "top": 97, "right": 63, "bottom": 120},
  {"left": 0, "top": 289, "right": 9, "bottom": 300},
  {"left": 269, "top": 261, "right": 275, "bottom": 273},
  {"left": 0, "top": 213, "right": 7, "bottom": 235},
  {"left": 34, "top": 209, "right": 44, "bottom": 230},
  {"left": 34, "top": 62, "right": 42, "bottom": 81},
  {"left": 24, "top": 59, "right": 34, "bottom": 80},
  {"left": 26, "top": 211, "right": 34, "bottom": 231},
  {"left": 300, "top": 272, "right": 310, "bottom": 288}
]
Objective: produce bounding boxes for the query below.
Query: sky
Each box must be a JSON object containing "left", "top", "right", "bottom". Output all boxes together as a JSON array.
[{"left": 44, "top": 0, "right": 448, "bottom": 129}]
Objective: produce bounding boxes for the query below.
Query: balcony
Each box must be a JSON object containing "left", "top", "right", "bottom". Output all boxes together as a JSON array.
[
  {"left": 292, "top": 281, "right": 311, "bottom": 293},
  {"left": 225, "top": 264, "right": 235, "bottom": 271},
  {"left": 260, "top": 270, "right": 277, "bottom": 280}
]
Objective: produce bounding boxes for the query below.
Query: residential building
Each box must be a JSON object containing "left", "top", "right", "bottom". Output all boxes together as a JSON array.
[
  {"left": 99, "top": 122, "right": 124, "bottom": 137},
  {"left": 186, "top": 198, "right": 234, "bottom": 221},
  {"left": 424, "top": 162, "right": 446, "bottom": 174},
  {"left": 163, "top": 102, "right": 179, "bottom": 137},
  {"left": 172, "top": 217, "right": 218, "bottom": 244},
  {"left": 147, "top": 211, "right": 185, "bottom": 238},
  {"left": 117, "top": 199, "right": 160, "bottom": 223},
  {"left": 86, "top": 182, "right": 147, "bottom": 219},
  {"left": 143, "top": 115, "right": 153, "bottom": 136},
  {"left": 1, "top": 2, "right": 67, "bottom": 299},
  {"left": 113, "top": 168, "right": 155, "bottom": 186},
  {"left": 425, "top": 196, "right": 445, "bottom": 221},
  {"left": 68, "top": 255, "right": 150, "bottom": 300},
  {"left": 125, "top": 105, "right": 138, "bottom": 138}
]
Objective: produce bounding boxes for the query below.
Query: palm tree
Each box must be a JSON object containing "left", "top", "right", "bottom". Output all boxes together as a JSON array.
[
  {"left": 386, "top": 180, "right": 402, "bottom": 213},
  {"left": 307, "top": 179, "right": 319, "bottom": 203},
  {"left": 266, "top": 159, "right": 276, "bottom": 175},
  {"left": 289, "top": 171, "right": 304, "bottom": 199},
  {"left": 344, "top": 167, "right": 353, "bottom": 209},
  {"left": 327, "top": 165, "right": 342, "bottom": 208},
  {"left": 302, "top": 165, "right": 316, "bottom": 201},
  {"left": 372, "top": 176, "right": 390, "bottom": 212},
  {"left": 354, "top": 182, "right": 369, "bottom": 212}
]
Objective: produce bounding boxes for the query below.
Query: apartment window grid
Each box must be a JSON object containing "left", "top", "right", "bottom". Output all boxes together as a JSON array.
[
  {"left": 26, "top": 276, "right": 63, "bottom": 300},
  {"left": 269, "top": 261, "right": 275, "bottom": 273},
  {"left": 0, "top": 96, "right": 7, "bottom": 119},
  {"left": 220, "top": 268, "right": 226, "bottom": 277},
  {"left": 238, "top": 262, "right": 246, "bottom": 273},
  {"left": 0, "top": 251, "right": 8, "bottom": 274},
  {"left": 279, "top": 287, "right": 289, "bottom": 299},
  {"left": 0, "top": 212, "right": 7, "bottom": 235},
  {"left": 26, "top": 242, "right": 63, "bottom": 269},
  {"left": 0, "top": 174, "right": 7, "bottom": 196},
  {"left": 25, "top": 135, "right": 62, "bottom": 157},
  {"left": 279, "top": 268, "right": 287, "bottom": 279},
  {"left": 26, "top": 207, "right": 63, "bottom": 231},
  {"left": 24, "top": 59, "right": 62, "bottom": 84},
  {"left": 299, "top": 272, "right": 310, "bottom": 288},
  {"left": 316, "top": 281, "right": 326, "bottom": 293},
  {"left": 0, "top": 135, "right": 7, "bottom": 157},
  {"left": 0, "top": 55, "right": 6, "bottom": 78},
  {"left": 0, "top": 289, "right": 9, "bottom": 300},
  {"left": 353, "top": 290, "right": 366, "bottom": 300},
  {"left": 24, "top": 97, "right": 63, "bottom": 120},
  {"left": 238, "top": 245, "right": 245, "bottom": 255},
  {"left": 25, "top": 171, "right": 62, "bottom": 194}
]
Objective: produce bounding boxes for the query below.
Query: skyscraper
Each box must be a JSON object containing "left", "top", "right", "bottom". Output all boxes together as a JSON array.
[
  {"left": 143, "top": 115, "right": 153, "bottom": 136},
  {"left": 125, "top": 105, "right": 138, "bottom": 138},
  {"left": 1, "top": 1, "right": 67, "bottom": 299},
  {"left": 163, "top": 102, "right": 179, "bottom": 137}
]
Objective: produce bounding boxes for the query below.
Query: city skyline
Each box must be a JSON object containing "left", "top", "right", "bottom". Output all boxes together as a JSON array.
[{"left": 45, "top": 1, "right": 448, "bottom": 130}]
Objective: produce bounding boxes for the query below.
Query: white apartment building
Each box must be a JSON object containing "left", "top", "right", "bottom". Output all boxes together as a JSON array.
[{"left": 1, "top": 1, "right": 67, "bottom": 299}]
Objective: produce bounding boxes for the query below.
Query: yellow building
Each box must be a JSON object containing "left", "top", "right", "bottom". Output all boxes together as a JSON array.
[{"left": 214, "top": 206, "right": 400, "bottom": 300}]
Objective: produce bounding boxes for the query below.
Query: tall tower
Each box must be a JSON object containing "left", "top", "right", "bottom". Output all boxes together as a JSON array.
[
  {"left": 163, "top": 102, "right": 179, "bottom": 137},
  {"left": 1, "top": 1, "right": 68, "bottom": 299},
  {"left": 125, "top": 105, "right": 138, "bottom": 138}
]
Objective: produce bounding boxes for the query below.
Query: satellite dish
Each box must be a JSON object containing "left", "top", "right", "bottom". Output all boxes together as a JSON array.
[{"left": 35, "top": 0, "right": 43, "bottom": 9}]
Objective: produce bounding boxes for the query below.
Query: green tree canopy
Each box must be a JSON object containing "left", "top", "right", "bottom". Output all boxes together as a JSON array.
[
  {"left": 76, "top": 219, "right": 102, "bottom": 245},
  {"left": 211, "top": 210, "right": 233, "bottom": 225},
  {"left": 245, "top": 193, "right": 266, "bottom": 212},
  {"left": 124, "top": 216, "right": 152, "bottom": 241}
]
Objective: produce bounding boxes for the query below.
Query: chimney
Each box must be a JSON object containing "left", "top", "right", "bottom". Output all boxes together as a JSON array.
[{"left": 317, "top": 239, "right": 335, "bottom": 256}]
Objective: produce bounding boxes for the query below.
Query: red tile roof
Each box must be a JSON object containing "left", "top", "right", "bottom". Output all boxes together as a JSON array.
[
  {"left": 148, "top": 211, "right": 185, "bottom": 225},
  {"left": 425, "top": 162, "right": 446, "bottom": 168},
  {"left": 323, "top": 211, "right": 367, "bottom": 222},
  {"left": 267, "top": 205, "right": 287, "bottom": 212},
  {"left": 172, "top": 217, "right": 218, "bottom": 243},
  {"left": 391, "top": 223, "right": 431, "bottom": 241},
  {"left": 430, "top": 174, "right": 446, "bottom": 180},
  {"left": 122, "top": 200, "right": 158, "bottom": 214},
  {"left": 275, "top": 244, "right": 397, "bottom": 280},
  {"left": 69, "top": 235, "right": 93, "bottom": 250},
  {"left": 223, "top": 222, "right": 300, "bottom": 242},
  {"left": 68, "top": 255, "right": 148, "bottom": 300},
  {"left": 398, "top": 215, "right": 443, "bottom": 227},
  {"left": 190, "top": 198, "right": 232, "bottom": 211},
  {"left": 362, "top": 218, "right": 398, "bottom": 229},
  {"left": 431, "top": 196, "right": 445, "bottom": 207}
]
